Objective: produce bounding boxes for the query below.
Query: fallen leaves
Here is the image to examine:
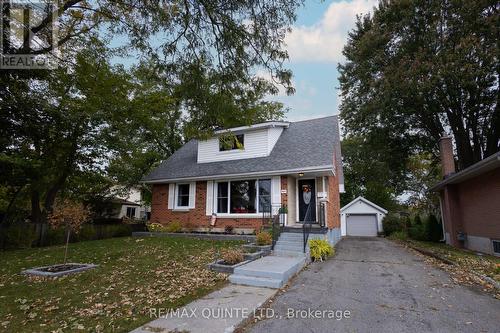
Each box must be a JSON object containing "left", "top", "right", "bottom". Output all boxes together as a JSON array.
[{"left": 1, "top": 237, "right": 241, "bottom": 332}]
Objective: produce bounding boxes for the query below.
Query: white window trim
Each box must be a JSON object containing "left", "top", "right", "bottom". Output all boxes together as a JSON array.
[
  {"left": 214, "top": 178, "right": 271, "bottom": 216},
  {"left": 218, "top": 134, "right": 245, "bottom": 152},
  {"left": 125, "top": 206, "right": 136, "bottom": 218},
  {"left": 174, "top": 183, "right": 190, "bottom": 209}
]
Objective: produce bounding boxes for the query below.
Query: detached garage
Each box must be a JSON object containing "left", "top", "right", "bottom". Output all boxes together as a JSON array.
[{"left": 341, "top": 197, "right": 387, "bottom": 237}]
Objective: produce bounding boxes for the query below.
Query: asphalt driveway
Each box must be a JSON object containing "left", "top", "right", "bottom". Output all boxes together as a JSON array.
[{"left": 248, "top": 237, "right": 500, "bottom": 333}]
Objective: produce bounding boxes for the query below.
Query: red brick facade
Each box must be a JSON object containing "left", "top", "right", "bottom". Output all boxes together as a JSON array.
[
  {"left": 326, "top": 175, "right": 341, "bottom": 229},
  {"left": 150, "top": 181, "right": 262, "bottom": 231},
  {"left": 441, "top": 168, "right": 500, "bottom": 248},
  {"left": 150, "top": 174, "right": 342, "bottom": 232},
  {"left": 280, "top": 176, "right": 288, "bottom": 208}
]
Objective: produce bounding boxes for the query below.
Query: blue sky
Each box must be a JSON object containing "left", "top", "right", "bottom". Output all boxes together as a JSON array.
[{"left": 274, "top": 0, "right": 377, "bottom": 121}]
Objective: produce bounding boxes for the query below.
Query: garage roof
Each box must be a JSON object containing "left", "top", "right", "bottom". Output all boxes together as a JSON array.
[{"left": 341, "top": 196, "right": 388, "bottom": 214}]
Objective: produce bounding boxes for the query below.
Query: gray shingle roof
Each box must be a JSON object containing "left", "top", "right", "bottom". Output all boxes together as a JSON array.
[{"left": 143, "top": 116, "right": 344, "bottom": 183}]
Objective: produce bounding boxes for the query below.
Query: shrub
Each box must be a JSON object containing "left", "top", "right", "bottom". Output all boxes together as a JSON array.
[
  {"left": 425, "top": 214, "right": 443, "bottom": 242},
  {"left": 309, "top": 239, "right": 334, "bottom": 262},
  {"left": 256, "top": 231, "right": 272, "bottom": 245},
  {"left": 220, "top": 248, "right": 244, "bottom": 265},
  {"left": 408, "top": 223, "right": 427, "bottom": 241},
  {"left": 147, "top": 222, "right": 166, "bottom": 232},
  {"left": 388, "top": 230, "right": 408, "bottom": 241},
  {"left": 165, "top": 221, "right": 182, "bottom": 233},
  {"left": 224, "top": 225, "right": 234, "bottom": 234},
  {"left": 382, "top": 213, "right": 406, "bottom": 236}
]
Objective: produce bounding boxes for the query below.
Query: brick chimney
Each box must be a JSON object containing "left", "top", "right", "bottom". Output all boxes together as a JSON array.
[{"left": 439, "top": 136, "right": 455, "bottom": 177}]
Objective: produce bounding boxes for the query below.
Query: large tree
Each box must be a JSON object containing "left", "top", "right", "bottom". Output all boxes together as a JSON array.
[
  {"left": 2, "top": 0, "right": 304, "bottom": 92},
  {"left": 339, "top": 0, "right": 499, "bottom": 171}
]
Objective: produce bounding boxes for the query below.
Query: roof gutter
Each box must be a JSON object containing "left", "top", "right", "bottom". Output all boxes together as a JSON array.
[
  {"left": 430, "top": 152, "right": 500, "bottom": 191},
  {"left": 141, "top": 165, "right": 334, "bottom": 184}
]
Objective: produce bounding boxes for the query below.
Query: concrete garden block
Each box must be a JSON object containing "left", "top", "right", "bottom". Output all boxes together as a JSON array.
[
  {"left": 243, "top": 244, "right": 272, "bottom": 255},
  {"left": 22, "top": 263, "right": 98, "bottom": 277},
  {"left": 207, "top": 259, "right": 250, "bottom": 274},
  {"left": 243, "top": 251, "right": 264, "bottom": 261}
]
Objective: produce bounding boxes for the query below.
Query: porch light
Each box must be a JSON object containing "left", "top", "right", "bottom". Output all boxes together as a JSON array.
[{"left": 298, "top": 172, "right": 304, "bottom": 177}]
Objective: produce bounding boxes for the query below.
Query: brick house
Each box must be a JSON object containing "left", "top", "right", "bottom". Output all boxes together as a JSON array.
[
  {"left": 142, "top": 116, "right": 344, "bottom": 244},
  {"left": 432, "top": 136, "right": 500, "bottom": 255}
]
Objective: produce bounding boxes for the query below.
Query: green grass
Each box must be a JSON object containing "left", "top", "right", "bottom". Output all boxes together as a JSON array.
[
  {"left": 404, "top": 239, "right": 500, "bottom": 281},
  {"left": 0, "top": 236, "right": 242, "bottom": 332}
]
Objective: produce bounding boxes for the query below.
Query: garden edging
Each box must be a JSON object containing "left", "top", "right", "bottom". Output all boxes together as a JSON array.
[{"left": 132, "top": 231, "right": 256, "bottom": 242}]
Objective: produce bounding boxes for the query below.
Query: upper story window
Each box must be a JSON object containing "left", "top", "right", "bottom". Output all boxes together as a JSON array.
[
  {"left": 219, "top": 134, "right": 244, "bottom": 151},
  {"left": 176, "top": 184, "right": 190, "bottom": 207}
]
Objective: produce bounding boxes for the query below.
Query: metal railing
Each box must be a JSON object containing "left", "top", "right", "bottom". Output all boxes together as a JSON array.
[
  {"left": 271, "top": 214, "right": 282, "bottom": 250},
  {"left": 262, "top": 204, "right": 285, "bottom": 250},
  {"left": 302, "top": 203, "right": 314, "bottom": 252}
]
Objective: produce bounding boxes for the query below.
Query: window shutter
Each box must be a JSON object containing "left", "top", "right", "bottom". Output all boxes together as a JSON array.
[
  {"left": 168, "top": 184, "right": 175, "bottom": 209},
  {"left": 189, "top": 182, "right": 196, "bottom": 208},
  {"left": 271, "top": 176, "right": 282, "bottom": 210},
  {"left": 206, "top": 181, "right": 214, "bottom": 215}
]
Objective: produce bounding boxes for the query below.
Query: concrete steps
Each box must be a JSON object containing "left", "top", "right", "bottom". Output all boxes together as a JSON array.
[
  {"left": 229, "top": 275, "right": 283, "bottom": 289},
  {"left": 229, "top": 255, "right": 306, "bottom": 289},
  {"left": 273, "top": 232, "right": 307, "bottom": 256}
]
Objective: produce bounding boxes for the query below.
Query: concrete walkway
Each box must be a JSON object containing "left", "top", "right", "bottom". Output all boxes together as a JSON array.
[
  {"left": 131, "top": 284, "right": 275, "bottom": 333},
  {"left": 249, "top": 237, "right": 500, "bottom": 333}
]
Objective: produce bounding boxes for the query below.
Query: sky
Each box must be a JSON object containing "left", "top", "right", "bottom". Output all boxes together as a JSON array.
[
  {"left": 109, "top": 0, "right": 378, "bottom": 122},
  {"left": 275, "top": 0, "right": 377, "bottom": 121}
]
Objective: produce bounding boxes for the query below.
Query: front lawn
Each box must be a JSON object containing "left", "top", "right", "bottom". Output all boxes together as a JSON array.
[{"left": 0, "top": 236, "right": 241, "bottom": 332}]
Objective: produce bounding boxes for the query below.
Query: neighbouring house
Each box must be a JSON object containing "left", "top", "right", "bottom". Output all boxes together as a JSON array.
[
  {"left": 340, "top": 197, "right": 387, "bottom": 237},
  {"left": 95, "top": 187, "right": 151, "bottom": 221},
  {"left": 142, "top": 116, "right": 344, "bottom": 244},
  {"left": 432, "top": 136, "right": 500, "bottom": 256}
]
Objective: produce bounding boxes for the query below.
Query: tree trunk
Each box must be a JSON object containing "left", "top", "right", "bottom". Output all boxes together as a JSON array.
[
  {"left": 63, "top": 226, "right": 71, "bottom": 264},
  {"left": 31, "top": 189, "right": 47, "bottom": 247}
]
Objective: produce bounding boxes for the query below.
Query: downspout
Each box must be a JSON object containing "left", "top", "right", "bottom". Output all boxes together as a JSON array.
[{"left": 438, "top": 195, "right": 446, "bottom": 243}]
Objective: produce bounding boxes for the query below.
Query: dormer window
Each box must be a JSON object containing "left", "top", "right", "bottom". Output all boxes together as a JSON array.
[{"left": 219, "top": 134, "right": 244, "bottom": 151}]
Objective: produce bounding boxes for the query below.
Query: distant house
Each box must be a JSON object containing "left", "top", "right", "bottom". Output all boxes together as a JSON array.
[
  {"left": 95, "top": 187, "right": 150, "bottom": 221},
  {"left": 432, "top": 136, "right": 500, "bottom": 256},
  {"left": 142, "top": 116, "right": 344, "bottom": 244}
]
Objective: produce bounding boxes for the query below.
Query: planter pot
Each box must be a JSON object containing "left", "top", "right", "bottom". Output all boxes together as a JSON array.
[
  {"left": 280, "top": 213, "right": 288, "bottom": 226},
  {"left": 207, "top": 259, "right": 250, "bottom": 274},
  {"left": 242, "top": 244, "right": 272, "bottom": 256},
  {"left": 243, "top": 251, "right": 264, "bottom": 261}
]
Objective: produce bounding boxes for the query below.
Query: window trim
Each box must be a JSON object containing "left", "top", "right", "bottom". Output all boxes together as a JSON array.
[
  {"left": 175, "top": 183, "right": 190, "bottom": 209},
  {"left": 219, "top": 134, "right": 245, "bottom": 152},
  {"left": 125, "top": 206, "right": 136, "bottom": 218},
  {"left": 214, "top": 178, "right": 271, "bottom": 216}
]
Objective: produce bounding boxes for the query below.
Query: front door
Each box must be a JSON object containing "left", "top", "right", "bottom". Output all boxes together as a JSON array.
[{"left": 298, "top": 179, "right": 316, "bottom": 222}]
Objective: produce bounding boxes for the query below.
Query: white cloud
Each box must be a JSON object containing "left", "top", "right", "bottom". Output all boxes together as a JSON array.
[{"left": 286, "top": 0, "right": 377, "bottom": 63}]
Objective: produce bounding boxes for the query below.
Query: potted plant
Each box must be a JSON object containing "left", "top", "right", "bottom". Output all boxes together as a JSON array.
[{"left": 243, "top": 230, "right": 272, "bottom": 255}]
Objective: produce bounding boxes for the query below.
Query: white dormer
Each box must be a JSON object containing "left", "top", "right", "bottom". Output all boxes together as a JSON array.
[{"left": 197, "top": 121, "right": 289, "bottom": 163}]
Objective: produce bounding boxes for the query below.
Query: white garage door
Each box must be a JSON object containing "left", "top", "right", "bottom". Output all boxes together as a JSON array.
[{"left": 346, "top": 214, "right": 378, "bottom": 236}]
